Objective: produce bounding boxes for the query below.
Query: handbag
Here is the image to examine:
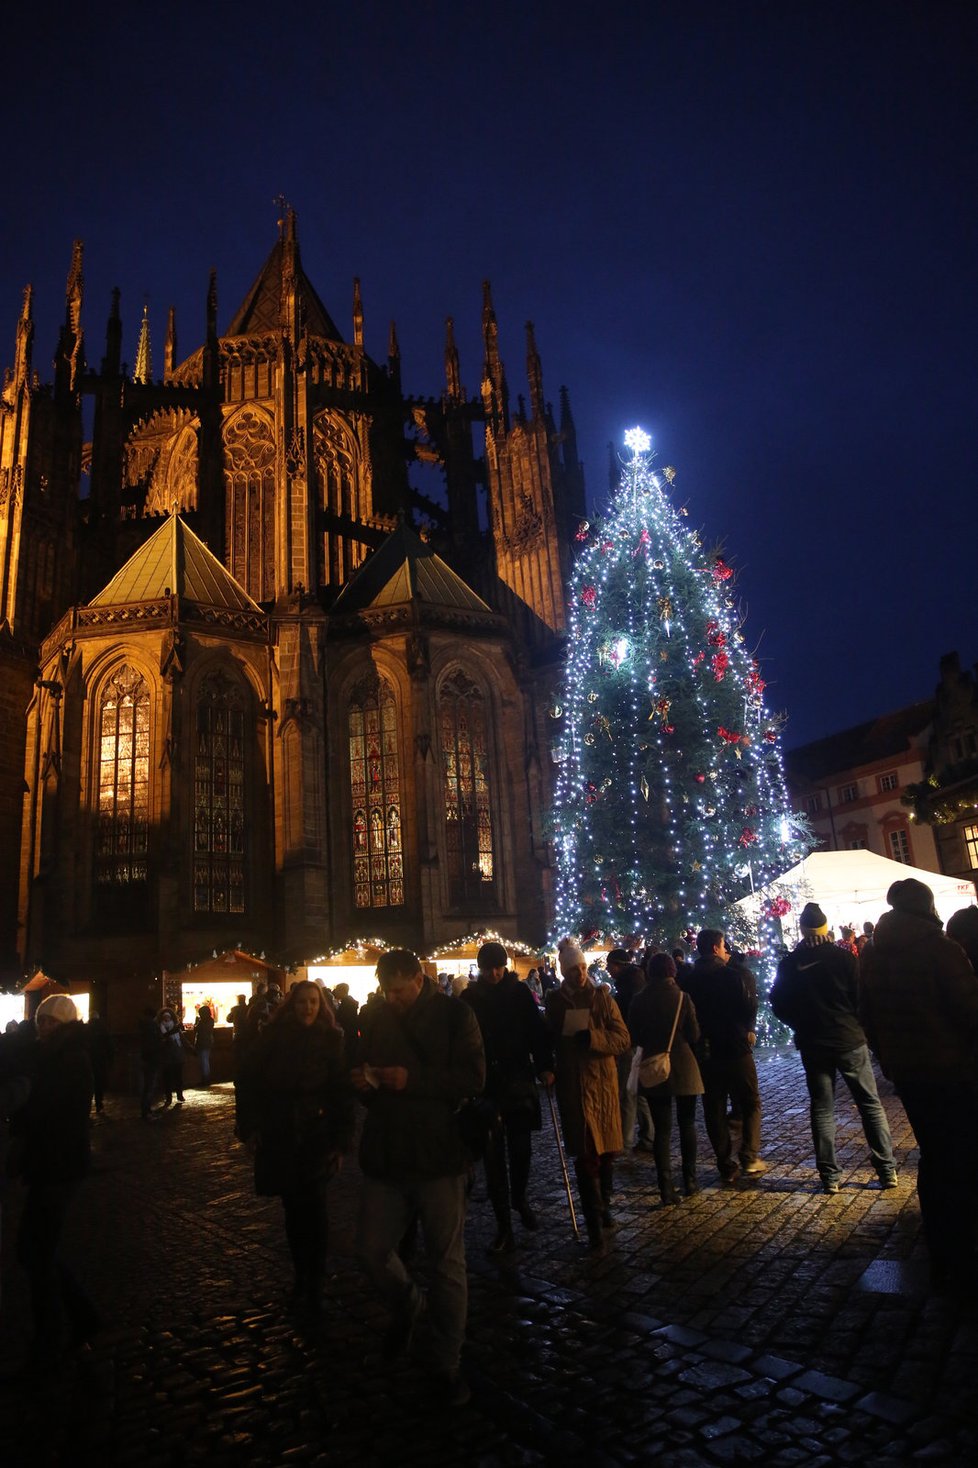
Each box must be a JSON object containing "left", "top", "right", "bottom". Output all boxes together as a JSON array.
[
  {"left": 638, "top": 993, "right": 683, "bottom": 1089},
  {"left": 456, "top": 1095, "right": 503, "bottom": 1159}
]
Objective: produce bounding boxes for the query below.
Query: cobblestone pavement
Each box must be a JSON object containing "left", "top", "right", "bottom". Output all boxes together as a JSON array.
[{"left": 2, "top": 1050, "right": 977, "bottom": 1466}]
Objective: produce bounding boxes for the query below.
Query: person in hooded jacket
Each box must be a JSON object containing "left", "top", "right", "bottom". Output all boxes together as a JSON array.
[
  {"left": 236, "top": 980, "right": 355, "bottom": 1319},
  {"left": 9, "top": 993, "right": 99, "bottom": 1359},
  {"left": 460, "top": 942, "right": 554, "bottom": 1253},
  {"left": 861, "top": 878, "right": 978, "bottom": 1291},
  {"left": 629, "top": 952, "right": 704, "bottom": 1204}
]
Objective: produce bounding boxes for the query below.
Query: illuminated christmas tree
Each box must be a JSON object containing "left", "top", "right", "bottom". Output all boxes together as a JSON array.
[{"left": 551, "top": 427, "right": 808, "bottom": 962}]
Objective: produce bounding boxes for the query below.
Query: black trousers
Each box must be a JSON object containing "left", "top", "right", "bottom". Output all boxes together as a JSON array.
[
  {"left": 897, "top": 1077, "right": 978, "bottom": 1277},
  {"left": 645, "top": 1090, "right": 698, "bottom": 1183},
  {"left": 700, "top": 1053, "right": 761, "bottom": 1172},
  {"left": 482, "top": 1111, "right": 534, "bottom": 1227},
  {"left": 17, "top": 1180, "right": 99, "bottom": 1351},
  {"left": 280, "top": 1180, "right": 331, "bottom": 1287}
]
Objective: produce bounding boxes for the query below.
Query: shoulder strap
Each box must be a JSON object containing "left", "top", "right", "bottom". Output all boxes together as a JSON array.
[{"left": 666, "top": 993, "right": 683, "bottom": 1053}]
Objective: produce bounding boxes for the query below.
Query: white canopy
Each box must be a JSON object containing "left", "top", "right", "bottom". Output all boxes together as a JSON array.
[{"left": 742, "top": 849, "right": 976, "bottom": 937}]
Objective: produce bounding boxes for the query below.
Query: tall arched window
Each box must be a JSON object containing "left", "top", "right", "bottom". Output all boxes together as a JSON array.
[
  {"left": 95, "top": 664, "right": 150, "bottom": 895},
  {"left": 440, "top": 671, "right": 495, "bottom": 905},
  {"left": 349, "top": 676, "right": 403, "bottom": 908},
  {"left": 194, "top": 671, "right": 246, "bottom": 913},
  {"left": 224, "top": 408, "right": 275, "bottom": 601}
]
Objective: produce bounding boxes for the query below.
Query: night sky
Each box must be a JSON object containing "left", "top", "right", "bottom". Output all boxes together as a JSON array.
[{"left": 3, "top": 2, "right": 974, "bottom": 749}]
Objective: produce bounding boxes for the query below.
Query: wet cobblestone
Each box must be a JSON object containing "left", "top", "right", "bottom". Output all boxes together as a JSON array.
[{"left": 2, "top": 1049, "right": 977, "bottom": 1464}]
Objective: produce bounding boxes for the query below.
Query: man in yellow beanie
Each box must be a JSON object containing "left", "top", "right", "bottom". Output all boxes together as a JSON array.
[{"left": 771, "top": 902, "right": 897, "bottom": 1195}]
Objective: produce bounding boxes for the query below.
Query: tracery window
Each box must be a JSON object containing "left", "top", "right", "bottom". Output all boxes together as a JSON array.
[
  {"left": 349, "top": 678, "right": 403, "bottom": 907},
  {"left": 440, "top": 671, "right": 495, "bottom": 904},
  {"left": 95, "top": 665, "right": 150, "bottom": 890},
  {"left": 194, "top": 672, "right": 246, "bottom": 913}
]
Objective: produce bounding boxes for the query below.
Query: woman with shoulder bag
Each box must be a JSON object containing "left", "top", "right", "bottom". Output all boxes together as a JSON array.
[
  {"left": 236, "top": 981, "right": 354, "bottom": 1321},
  {"left": 629, "top": 952, "right": 703, "bottom": 1204}
]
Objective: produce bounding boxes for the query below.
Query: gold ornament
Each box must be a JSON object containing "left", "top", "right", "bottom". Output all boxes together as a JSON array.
[
  {"left": 640, "top": 775, "right": 650, "bottom": 801},
  {"left": 660, "top": 650, "right": 669, "bottom": 662},
  {"left": 550, "top": 704, "right": 562, "bottom": 718},
  {"left": 584, "top": 733, "right": 596, "bottom": 746},
  {"left": 692, "top": 860, "right": 702, "bottom": 871},
  {"left": 587, "top": 691, "right": 599, "bottom": 704},
  {"left": 657, "top": 595, "right": 673, "bottom": 622},
  {"left": 664, "top": 466, "right": 677, "bottom": 483}
]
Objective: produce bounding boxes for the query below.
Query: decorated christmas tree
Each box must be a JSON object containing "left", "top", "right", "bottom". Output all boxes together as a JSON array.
[{"left": 551, "top": 427, "right": 808, "bottom": 965}]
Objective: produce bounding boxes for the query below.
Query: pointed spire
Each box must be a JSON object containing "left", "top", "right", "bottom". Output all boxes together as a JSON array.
[
  {"left": 164, "top": 306, "right": 176, "bottom": 378},
  {"left": 481, "top": 280, "right": 508, "bottom": 430},
  {"left": 444, "top": 316, "right": 461, "bottom": 402},
  {"left": 352, "top": 278, "right": 364, "bottom": 348},
  {"left": 387, "top": 320, "right": 401, "bottom": 392},
  {"left": 14, "top": 284, "right": 34, "bottom": 387},
  {"left": 101, "top": 287, "right": 121, "bottom": 376},
  {"left": 65, "top": 240, "right": 83, "bottom": 337},
  {"left": 525, "top": 321, "right": 544, "bottom": 419},
  {"left": 134, "top": 301, "right": 153, "bottom": 383},
  {"left": 559, "top": 385, "right": 579, "bottom": 465},
  {"left": 206, "top": 269, "right": 218, "bottom": 341}
]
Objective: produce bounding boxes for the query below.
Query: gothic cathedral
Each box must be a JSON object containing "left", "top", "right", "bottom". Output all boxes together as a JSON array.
[{"left": 0, "top": 214, "right": 585, "bottom": 1025}]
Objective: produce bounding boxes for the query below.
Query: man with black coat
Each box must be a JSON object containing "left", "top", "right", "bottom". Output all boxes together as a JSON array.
[
  {"left": 682, "top": 930, "right": 764, "bottom": 1183},
  {"left": 352, "top": 949, "right": 485, "bottom": 1407},
  {"left": 461, "top": 942, "right": 554, "bottom": 1253},
  {"left": 770, "top": 902, "right": 897, "bottom": 1195}
]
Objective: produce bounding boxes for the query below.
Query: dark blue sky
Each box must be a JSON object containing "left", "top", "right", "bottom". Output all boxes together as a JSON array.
[{"left": 3, "top": 1, "right": 975, "bottom": 748}]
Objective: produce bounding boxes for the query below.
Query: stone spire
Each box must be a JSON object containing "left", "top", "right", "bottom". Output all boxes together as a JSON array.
[
  {"left": 525, "top": 321, "right": 544, "bottom": 420},
  {"left": 133, "top": 302, "right": 153, "bottom": 383},
  {"left": 480, "top": 280, "right": 508, "bottom": 430},
  {"left": 164, "top": 306, "right": 177, "bottom": 378},
  {"left": 353, "top": 278, "right": 363, "bottom": 348},
  {"left": 444, "top": 316, "right": 461, "bottom": 402}
]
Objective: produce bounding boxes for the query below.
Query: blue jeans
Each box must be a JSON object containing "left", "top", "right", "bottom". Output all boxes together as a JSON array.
[
  {"left": 357, "top": 1173, "right": 468, "bottom": 1373},
  {"left": 800, "top": 1044, "right": 896, "bottom": 1184}
]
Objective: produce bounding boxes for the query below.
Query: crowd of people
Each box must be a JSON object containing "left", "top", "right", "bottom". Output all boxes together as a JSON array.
[{"left": 2, "top": 875, "right": 977, "bottom": 1403}]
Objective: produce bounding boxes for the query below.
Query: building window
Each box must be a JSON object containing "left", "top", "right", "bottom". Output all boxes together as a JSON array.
[
  {"left": 848, "top": 838, "right": 868, "bottom": 849},
  {"left": 440, "top": 671, "right": 495, "bottom": 905},
  {"left": 877, "top": 771, "right": 899, "bottom": 793},
  {"left": 839, "top": 782, "right": 859, "bottom": 804},
  {"left": 349, "top": 677, "right": 403, "bottom": 908},
  {"left": 964, "top": 824, "right": 978, "bottom": 870},
  {"left": 95, "top": 665, "right": 150, "bottom": 897},
  {"left": 193, "top": 673, "right": 246, "bottom": 913},
  {"left": 803, "top": 793, "right": 821, "bottom": 816},
  {"left": 888, "top": 827, "right": 912, "bottom": 864}
]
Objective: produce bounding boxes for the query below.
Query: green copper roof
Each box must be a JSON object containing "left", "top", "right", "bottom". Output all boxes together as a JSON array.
[
  {"left": 332, "top": 522, "right": 492, "bottom": 615},
  {"left": 90, "top": 515, "right": 262, "bottom": 611}
]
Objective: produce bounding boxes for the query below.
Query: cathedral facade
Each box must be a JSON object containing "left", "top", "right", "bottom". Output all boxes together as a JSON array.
[{"left": 0, "top": 214, "right": 585, "bottom": 1027}]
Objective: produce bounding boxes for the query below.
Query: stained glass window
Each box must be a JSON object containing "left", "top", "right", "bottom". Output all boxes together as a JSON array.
[
  {"left": 194, "top": 672, "right": 246, "bottom": 913},
  {"left": 349, "top": 678, "right": 403, "bottom": 908},
  {"left": 440, "top": 671, "right": 495, "bottom": 904},
  {"left": 95, "top": 666, "right": 150, "bottom": 890}
]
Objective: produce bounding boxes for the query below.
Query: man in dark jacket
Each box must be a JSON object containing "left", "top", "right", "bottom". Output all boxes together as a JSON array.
[
  {"left": 606, "top": 948, "right": 652, "bottom": 1155},
  {"left": 861, "top": 878, "right": 978, "bottom": 1291},
  {"left": 332, "top": 983, "right": 360, "bottom": 1064},
  {"left": 461, "top": 942, "right": 554, "bottom": 1252},
  {"left": 11, "top": 994, "right": 99, "bottom": 1358},
  {"left": 352, "top": 949, "right": 485, "bottom": 1407},
  {"left": 770, "top": 902, "right": 896, "bottom": 1194},
  {"left": 683, "top": 930, "right": 764, "bottom": 1183}
]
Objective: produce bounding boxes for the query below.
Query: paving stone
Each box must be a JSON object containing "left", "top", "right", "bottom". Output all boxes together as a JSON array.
[
  {"left": 791, "top": 1369, "right": 861, "bottom": 1403},
  {"left": 854, "top": 1390, "right": 919, "bottom": 1425}
]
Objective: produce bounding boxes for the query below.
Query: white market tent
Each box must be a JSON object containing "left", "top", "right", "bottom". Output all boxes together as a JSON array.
[{"left": 742, "top": 849, "right": 976, "bottom": 939}]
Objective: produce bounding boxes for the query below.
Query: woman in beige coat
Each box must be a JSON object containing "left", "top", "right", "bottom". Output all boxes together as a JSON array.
[
  {"left": 629, "top": 952, "right": 703, "bottom": 1204},
  {"left": 545, "top": 944, "right": 631, "bottom": 1251}
]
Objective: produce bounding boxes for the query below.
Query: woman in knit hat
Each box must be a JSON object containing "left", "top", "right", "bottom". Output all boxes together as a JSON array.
[
  {"left": 10, "top": 992, "right": 100, "bottom": 1359},
  {"left": 545, "top": 943, "right": 630, "bottom": 1252}
]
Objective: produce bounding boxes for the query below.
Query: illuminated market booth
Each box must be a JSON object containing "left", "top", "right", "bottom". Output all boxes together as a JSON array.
[
  {"left": 166, "top": 949, "right": 288, "bottom": 1028},
  {"left": 304, "top": 941, "right": 389, "bottom": 1008}
]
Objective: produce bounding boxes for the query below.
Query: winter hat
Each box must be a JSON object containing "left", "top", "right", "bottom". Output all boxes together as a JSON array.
[
  {"left": 887, "top": 878, "right": 939, "bottom": 922},
  {"left": 558, "top": 944, "right": 587, "bottom": 976},
  {"left": 477, "top": 941, "right": 508, "bottom": 971},
  {"left": 35, "top": 993, "right": 78, "bottom": 1025},
  {"left": 606, "top": 948, "right": 631, "bottom": 966},
  {"left": 798, "top": 903, "right": 828, "bottom": 932}
]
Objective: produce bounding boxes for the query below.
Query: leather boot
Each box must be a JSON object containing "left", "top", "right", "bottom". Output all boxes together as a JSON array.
[
  {"left": 575, "top": 1161, "right": 605, "bottom": 1253},
  {"left": 598, "top": 1155, "right": 616, "bottom": 1229},
  {"left": 683, "top": 1170, "right": 700, "bottom": 1197},
  {"left": 657, "top": 1168, "right": 680, "bottom": 1205}
]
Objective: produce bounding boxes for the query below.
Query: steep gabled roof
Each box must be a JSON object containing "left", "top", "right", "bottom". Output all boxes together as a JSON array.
[
  {"left": 226, "top": 237, "right": 343, "bottom": 341},
  {"left": 785, "top": 700, "right": 933, "bottom": 784},
  {"left": 331, "top": 522, "right": 493, "bottom": 616},
  {"left": 90, "top": 514, "right": 262, "bottom": 611}
]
